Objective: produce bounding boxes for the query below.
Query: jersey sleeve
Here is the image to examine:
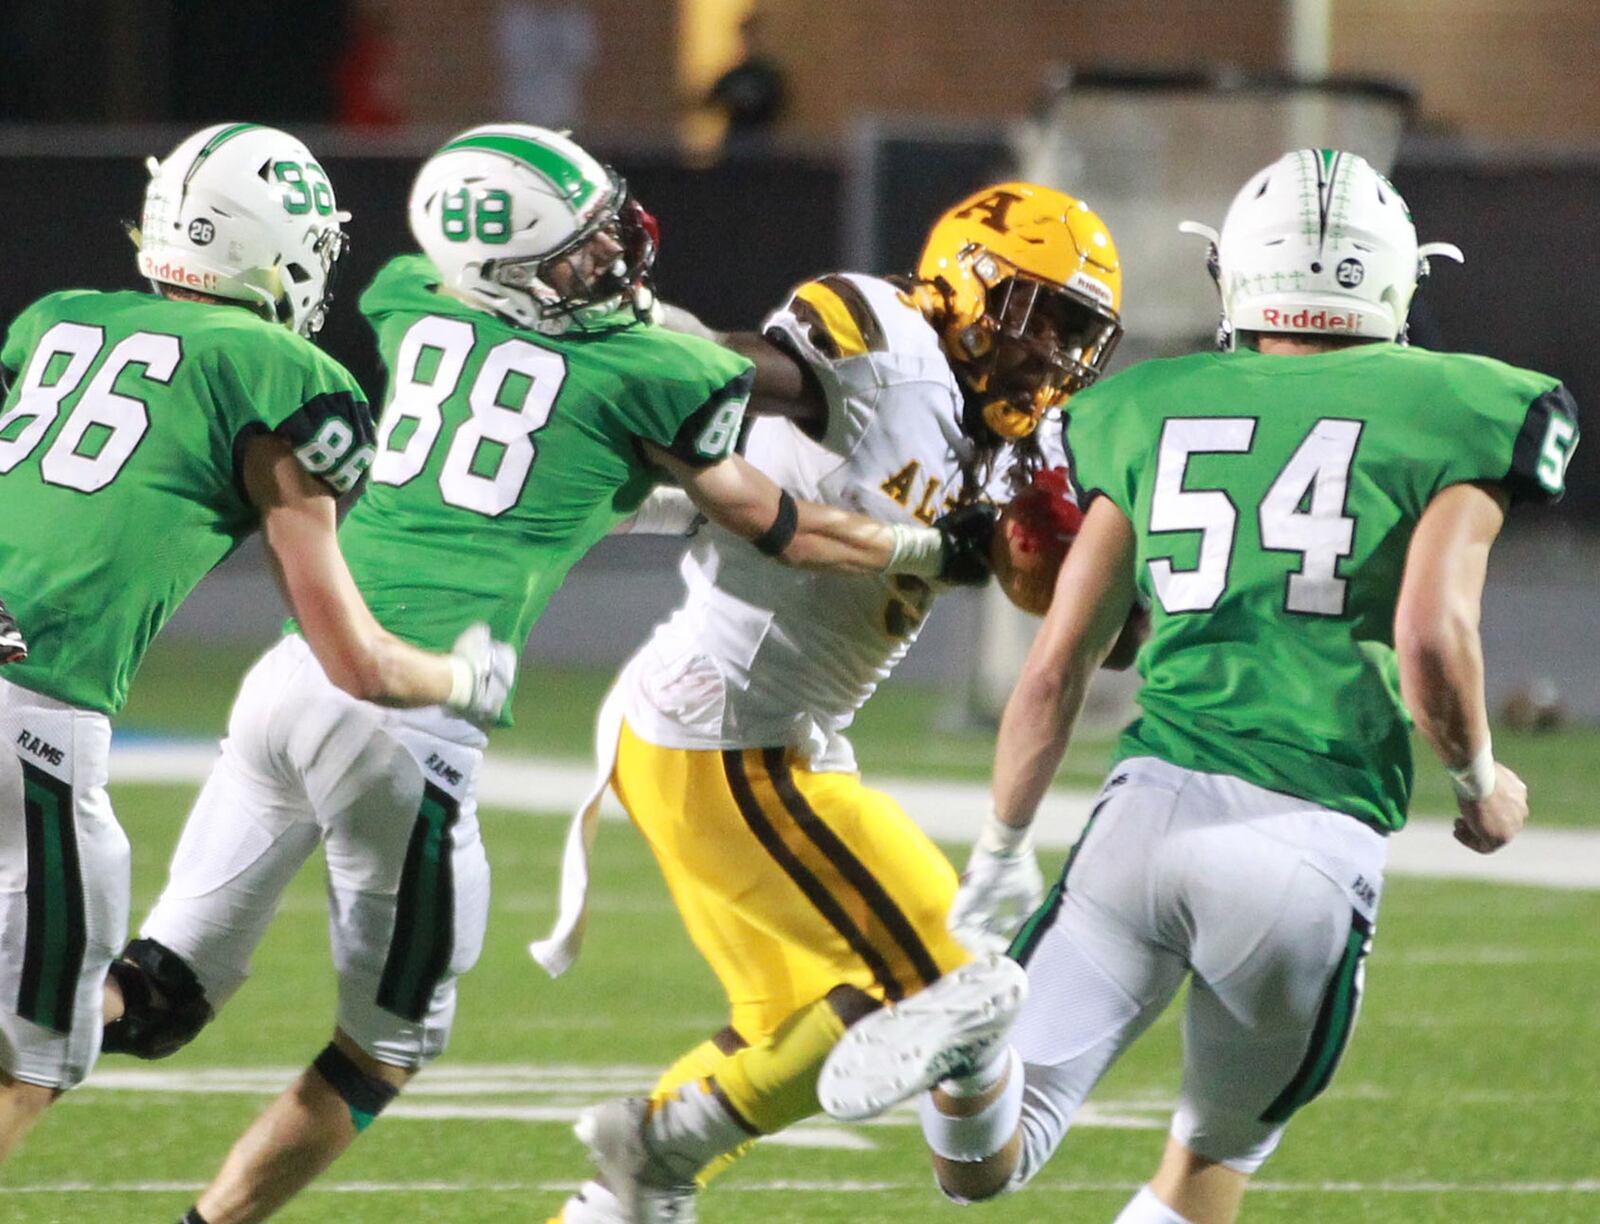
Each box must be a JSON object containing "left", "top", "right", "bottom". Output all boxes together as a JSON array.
[
  {"left": 762, "top": 274, "right": 956, "bottom": 459},
  {"left": 1, "top": 295, "right": 58, "bottom": 393},
  {"left": 1502, "top": 382, "right": 1580, "bottom": 504},
  {"left": 613, "top": 329, "right": 755, "bottom": 469},
  {"left": 1061, "top": 373, "right": 1143, "bottom": 519},
  {"left": 660, "top": 365, "right": 755, "bottom": 467},
  {"left": 0, "top": 312, "right": 24, "bottom": 391},
  {"left": 212, "top": 331, "right": 376, "bottom": 497},
  {"left": 1432, "top": 362, "right": 1580, "bottom": 506}
]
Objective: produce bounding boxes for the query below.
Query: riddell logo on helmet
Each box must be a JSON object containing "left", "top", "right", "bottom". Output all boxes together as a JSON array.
[
  {"left": 1260, "top": 308, "right": 1362, "bottom": 331},
  {"left": 139, "top": 254, "right": 219, "bottom": 291}
]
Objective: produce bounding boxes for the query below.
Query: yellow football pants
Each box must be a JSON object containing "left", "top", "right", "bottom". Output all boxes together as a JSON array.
[{"left": 614, "top": 720, "right": 971, "bottom": 1039}]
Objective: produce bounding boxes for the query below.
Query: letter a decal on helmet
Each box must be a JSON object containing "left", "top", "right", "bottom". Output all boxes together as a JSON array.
[{"left": 953, "top": 190, "right": 1024, "bottom": 235}]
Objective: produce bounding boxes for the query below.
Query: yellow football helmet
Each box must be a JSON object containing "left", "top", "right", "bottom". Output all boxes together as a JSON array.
[{"left": 917, "top": 182, "right": 1123, "bottom": 438}]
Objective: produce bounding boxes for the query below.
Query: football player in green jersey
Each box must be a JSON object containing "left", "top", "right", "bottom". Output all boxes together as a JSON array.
[
  {"left": 817, "top": 149, "right": 1580, "bottom": 1224},
  {"left": 120, "top": 124, "right": 994, "bottom": 1224},
  {"left": 0, "top": 123, "right": 517, "bottom": 1166}
]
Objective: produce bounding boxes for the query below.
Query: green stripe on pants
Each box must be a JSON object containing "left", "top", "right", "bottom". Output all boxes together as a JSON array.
[
  {"left": 1260, "top": 909, "right": 1373, "bottom": 1124},
  {"left": 1007, "top": 795, "right": 1111, "bottom": 967},
  {"left": 18, "top": 759, "right": 86, "bottom": 1034},
  {"left": 376, "top": 782, "right": 459, "bottom": 1023}
]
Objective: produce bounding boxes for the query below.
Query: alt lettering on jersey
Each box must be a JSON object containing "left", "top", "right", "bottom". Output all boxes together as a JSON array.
[
  {"left": 16, "top": 730, "right": 64, "bottom": 768},
  {"left": 879, "top": 460, "right": 960, "bottom": 525}
]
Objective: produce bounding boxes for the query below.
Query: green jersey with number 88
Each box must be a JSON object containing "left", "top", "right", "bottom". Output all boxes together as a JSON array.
[
  {"left": 337, "top": 255, "right": 753, "bottom": 712},
  {"left": 1066, "top": 343, "right": 1579, "bottom": 831},
  {"left": 0, "top": 290, "right": 373, "bottom": 715}
]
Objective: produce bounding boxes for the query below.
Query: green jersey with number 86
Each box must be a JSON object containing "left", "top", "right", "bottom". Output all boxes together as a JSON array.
[
  {"left": 337, "top": 255, "right": 753, "bottom": 715},
  {"left": 1066, "top": 343, "right": 1579, "bottom": 831},
  {"left": 0, "top": 290, "right": 373, "bottom": 715}
]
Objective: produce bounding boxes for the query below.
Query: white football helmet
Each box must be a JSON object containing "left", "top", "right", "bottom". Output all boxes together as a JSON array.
[
  {"left": 408, "top": 123, "right": 658, "bottom": 334},
  {"left": 138, "top": 122, "right": 350, "bottom": 338},
  {"left": 1180, "top": 148, "right": 1462, "bottom": 347}
]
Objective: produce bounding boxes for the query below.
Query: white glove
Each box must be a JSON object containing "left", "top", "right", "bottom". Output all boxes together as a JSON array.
[
  {"left": 947, "top": 810, "right": 1045, "bottom": 954},
  {"left": 445, "top": 623, "right": 517, "bottom": 725}
]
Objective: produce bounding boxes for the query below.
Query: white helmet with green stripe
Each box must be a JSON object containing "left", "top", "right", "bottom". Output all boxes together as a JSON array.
[
  {"left": 1182, "top": 148, "right": 1463, "bottom": 347},
  {"left": 408, "top": 123, "right": 658, "bottom": 334},
  {"left": 138, "top": 122, "right": 350, "bottom": 338}
]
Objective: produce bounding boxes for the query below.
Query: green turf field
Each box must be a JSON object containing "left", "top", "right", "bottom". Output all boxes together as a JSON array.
[
  {"left": 120, "top": 640, "right": 1600, "bottom": 826},
  {"left": 3, "top": 640, "right": 1597, "bottom": 1222}
]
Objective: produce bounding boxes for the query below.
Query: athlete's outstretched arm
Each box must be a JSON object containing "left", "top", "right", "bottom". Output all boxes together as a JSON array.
[
  {"left": 1395, "top": 480, "right": 1527, "bottom": 853},
  {"left": 992, "top": 497, "right": 1139, "bottom": 830},
  {"left": 641, "top": 442, "right": 992, "bottom": 583},
  {"left": 946, "top": 499, "right": 1137, "bottom": 951},
  {"left": 653, "top": 304, "right": 825, "bottom": 429},
  {"left": 243, "top": 434, "right": 513, "bottom": 720}
]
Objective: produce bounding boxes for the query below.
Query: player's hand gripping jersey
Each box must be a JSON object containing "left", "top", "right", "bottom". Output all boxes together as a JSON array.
[
  {"left": 0, "top": 290, "right": 371, "bottom": 714},
  {"left": 336, "top": 254, "right": 753, "bottom": 717},
  {"left": 623, "top": 273, "right": 1020, "bottom": 770},
  {"left": 1066, "top": 344, "right": 1579, "bottom": 831}
]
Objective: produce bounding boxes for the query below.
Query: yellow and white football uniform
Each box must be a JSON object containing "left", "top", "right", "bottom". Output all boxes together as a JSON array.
[
  {"left": 538, "top": 273, "right": 1013, "bottom": 1224},
  {"left": 537, "top": 274, "right": 1020, "bottom": 1004},
  {"left": 541, "top": 182, "right": 1126, "bottom": 1224}
]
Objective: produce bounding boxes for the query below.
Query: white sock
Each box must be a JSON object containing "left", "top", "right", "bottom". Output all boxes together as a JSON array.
[
  {"left": 644, "top": 1080, "right": 749, "bottom": 1181},
  {"left": 917, "top": 1046, "right": 1024, "bottom": 1162},
  {"left": 1112, "top": 1184, "right": 1197, "bottom": 1224},
  {"left": 940, "top": 1038, "right": 1013, "bottom": 1098}
]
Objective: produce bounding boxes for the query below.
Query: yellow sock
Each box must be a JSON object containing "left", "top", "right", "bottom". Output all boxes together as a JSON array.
[
  {"left": 709, "top": 997, "right": 847, "bottom": 1135},
  {"left": 652, "top": 1038, "right": 733, "bottom": 1100}
]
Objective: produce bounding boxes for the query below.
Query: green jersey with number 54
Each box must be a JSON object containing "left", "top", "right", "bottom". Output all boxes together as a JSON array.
[
  {"left": 1066, "top": 343, "right": 1579, "bottom": 831},
  {"left": 0, "top": 289, "right": 373, "bottom": 715},
  {"left": 338, "top": 255, "right": 752, "bottom": 709}
]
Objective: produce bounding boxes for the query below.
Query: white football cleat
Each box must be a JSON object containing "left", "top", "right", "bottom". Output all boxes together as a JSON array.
[
  {"left": 818, "top": 951, "right": 1029, "bottom": 1122},
  {"left": 574, "top": 1099, "right": 698, "bottom": 1223},
  {"left": 547, "top": 1180, "right": 627, "bottom": 1223}
]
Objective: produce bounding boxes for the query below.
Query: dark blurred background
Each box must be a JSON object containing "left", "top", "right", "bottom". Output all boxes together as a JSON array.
[
  {"left": 2, "top": 0, "right": 1595, "bottom": 514},
  {"left": 3, "top": 0, "right": 1597, "bottom": 717}
]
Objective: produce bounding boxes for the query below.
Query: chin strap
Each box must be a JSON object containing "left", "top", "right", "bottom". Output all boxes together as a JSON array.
[{"left": 980, "top": 398, "right": 1039, "bottom": 439}]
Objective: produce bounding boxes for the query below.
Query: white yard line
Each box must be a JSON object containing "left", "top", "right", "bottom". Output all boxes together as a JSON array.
[
  {"left": 6, "top": 1178, "right": 1597, "bottom": 1195},
  {"left": 72, "top": 1064, "right": 1167, "bottom": 1146},
  {"left": 110, "top": 741, "right": 1600, "bottom": 890}
]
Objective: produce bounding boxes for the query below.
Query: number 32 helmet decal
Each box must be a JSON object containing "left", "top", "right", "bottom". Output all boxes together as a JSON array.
[{"left": 137, "top": 122, "right": 350, "bottom": 338}]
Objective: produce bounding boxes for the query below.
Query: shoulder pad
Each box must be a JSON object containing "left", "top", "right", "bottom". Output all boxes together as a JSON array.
[{"left": 768, "top": 273, "right": 944, "bottom": 367}]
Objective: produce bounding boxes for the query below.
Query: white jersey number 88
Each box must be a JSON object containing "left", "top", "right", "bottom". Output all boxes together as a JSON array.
[{"left": 370, "top": 314, "right": 566, "bottom": 517}]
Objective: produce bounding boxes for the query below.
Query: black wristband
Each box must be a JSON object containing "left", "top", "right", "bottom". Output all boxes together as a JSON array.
[{"left": 752, "top": 490, "right": 799, "bottom": 557}]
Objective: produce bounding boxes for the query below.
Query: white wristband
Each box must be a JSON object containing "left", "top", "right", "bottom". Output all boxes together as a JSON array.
[
  {"left": 1445, "top": 742, "right": 1497, "bottom": 802},
  {"left": 977, "top": 805, "right": 1034, "bottom": 858},
  {"left": 446, "top": 655, "right": 475, "bottom": 711},
  {"left": 886, "top": 523, "right": 944, "bottom": 577}
]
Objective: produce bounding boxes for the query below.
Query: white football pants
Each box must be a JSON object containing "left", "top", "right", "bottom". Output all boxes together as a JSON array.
[
  {"left": 141, "top": 635, "right": 490, "bottom": 1068},
  {"left": 1007, "top": 756, "right": 1386, "bottom": 1182},
  {"left": 0, "top": 676, "right": 127, "bottom": 1089}
]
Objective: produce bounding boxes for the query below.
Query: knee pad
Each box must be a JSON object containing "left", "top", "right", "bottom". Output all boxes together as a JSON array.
[
  {"left": 313, "top": 1042, "right": 399, "bottom": 1133},
  {"left": 101, "top": 938, "right": 214, "bottom": 1060}
]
